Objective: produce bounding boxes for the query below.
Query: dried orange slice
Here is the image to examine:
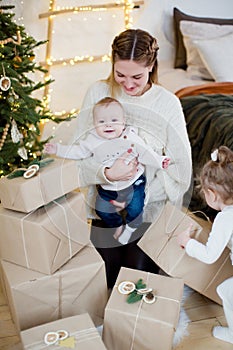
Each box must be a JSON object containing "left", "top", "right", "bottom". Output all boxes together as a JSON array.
[
  {"left": 44, "top": 332, "right": 59, "bottom": 345},
  {"left": 118, "top": 281, "right": 135, "bottom": 294}
]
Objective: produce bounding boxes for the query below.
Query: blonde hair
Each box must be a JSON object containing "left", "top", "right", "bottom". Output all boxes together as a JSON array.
[
  {"left": 200, "top": 146, "right": 233, "bottom": 204},
  {"left": 93, "top": 96, "right": 124, "bottom": 112},
  {"left": 106, "top": 29, "right": 159, "bottom": 96},
  {"left": 93, "top": 97, "right": 125, "bottom": 120}
]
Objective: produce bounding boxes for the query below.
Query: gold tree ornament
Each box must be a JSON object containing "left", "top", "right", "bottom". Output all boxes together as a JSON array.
[
  {"left": 28, "top": 54, "right": 35, "bottom": 61},
  {"left": 0, "top": 122, "right": 10, "bottom": 151},
  {"left": 0, "top": 29, "right": 21, "bottom": 45},
  {"left": 13, "top": 55, "right": 22, "bottom": 68}
]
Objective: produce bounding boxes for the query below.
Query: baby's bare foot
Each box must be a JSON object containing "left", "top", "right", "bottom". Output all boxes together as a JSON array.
[{"left": 110, "top": 200, "right": 126, "bottom": 210}]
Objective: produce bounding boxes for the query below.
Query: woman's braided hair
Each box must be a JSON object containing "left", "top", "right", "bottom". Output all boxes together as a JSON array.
[{"left": 107, "top": 29, "right": 159, "bottom": 93}]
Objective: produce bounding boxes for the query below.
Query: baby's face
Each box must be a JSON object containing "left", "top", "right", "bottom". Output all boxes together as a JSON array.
[{"left": 93, "top": 102, "right": 125, "bottom": 139}]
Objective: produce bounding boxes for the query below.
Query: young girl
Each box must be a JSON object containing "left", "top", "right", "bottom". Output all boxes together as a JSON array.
[{"left": 177, "top": 145, "right": 233, "bottom": 344}]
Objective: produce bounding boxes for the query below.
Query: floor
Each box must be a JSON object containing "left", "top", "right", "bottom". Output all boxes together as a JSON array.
[{"left": 0, "top": 276, "right": 232, "bottom": 350}]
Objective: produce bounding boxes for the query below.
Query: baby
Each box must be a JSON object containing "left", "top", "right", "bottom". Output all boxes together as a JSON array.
[{"left": 45, "top": 97, "right": 170, "bottom": 244}]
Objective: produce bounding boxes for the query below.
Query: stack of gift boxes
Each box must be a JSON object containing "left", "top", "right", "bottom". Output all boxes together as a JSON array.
[
  {"left": 0, "top": 159, "right": 109, "bottom": 349},
  {"left": 2, "top": 158, "right": 233, "bottom": 349},
  {"left": 0, "top": 158, "right": 187, "bottom": 350}
]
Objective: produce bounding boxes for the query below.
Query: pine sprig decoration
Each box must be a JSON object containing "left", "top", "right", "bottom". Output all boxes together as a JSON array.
[
  {"left": 7, "top": 157, "right": 54, "bottom": 179},
  {"left": 29, "top": 158, "right": 54, "bottom": 168},
  {"left": 126, "top": 279, "right": 147, "bottom": 304}
]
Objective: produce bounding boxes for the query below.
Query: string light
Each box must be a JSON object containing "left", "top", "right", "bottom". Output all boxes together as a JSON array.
[
  {"left": 39, "top": 0, "right": 144, "bottom": 117},
  {"left": 39, "top": 2, "right": 144, "bottom": 19}
]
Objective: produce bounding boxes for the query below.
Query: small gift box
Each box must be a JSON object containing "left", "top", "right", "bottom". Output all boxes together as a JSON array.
[
  {"left": 0, "top": 158, "right": 80, "bottom": 213},
  {"left": 20, "top": 313, "right": 107, "bottom": 350},
  {"left": 103, "top": 267, "right": 183, "bottom": 350},
  {"left": 0, "top": 244, "right": 108, "bottom": 331},
  {"left": 0, "top": 192, "right": 90, "bottom": 274},
  {"left": 138, "top": 202, "right": 233, "bottom": 304}
]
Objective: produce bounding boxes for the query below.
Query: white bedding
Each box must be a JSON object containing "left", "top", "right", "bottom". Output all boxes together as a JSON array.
[{"left": 158, "top": 60, "right": 210, "bottom": 94}]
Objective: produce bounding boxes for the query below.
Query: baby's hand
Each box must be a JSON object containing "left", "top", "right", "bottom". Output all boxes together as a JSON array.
[
  {"left": 176, "top": 223, "right": 193, "bottom": 248},
  {"left": 162, "top": 157, "right": 171, "bottom": 169},
  {"left": 44, "top": 143, "right": 57, "bottom": 155}
]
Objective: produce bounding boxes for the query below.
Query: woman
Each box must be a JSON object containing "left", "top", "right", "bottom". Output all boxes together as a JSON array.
[{"left": 76, "top": 29, "right": 192, "bottom": 287}]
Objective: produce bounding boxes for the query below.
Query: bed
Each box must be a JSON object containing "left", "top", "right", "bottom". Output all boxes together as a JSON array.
[{"left": 154, "top": 7, "right": 233, "bottom": 219}]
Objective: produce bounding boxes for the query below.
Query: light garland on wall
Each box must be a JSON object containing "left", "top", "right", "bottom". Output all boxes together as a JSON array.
[
  {"left": 39, "top": 0, "right": 144, "bottom": 119},
  {"left": 41, "top": 54, "right": 111, "bottom": 68},
  {"left": 39, "top": 1, "right": 143, "bottom": 19}
]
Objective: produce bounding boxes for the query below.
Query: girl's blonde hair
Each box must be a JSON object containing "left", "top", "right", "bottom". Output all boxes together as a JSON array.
[
  {"left": 106, "top": 29, "right": 159, "bottom": 96},
  {"left": 200, "top": 146, "right": 233, "bottom": 204}
]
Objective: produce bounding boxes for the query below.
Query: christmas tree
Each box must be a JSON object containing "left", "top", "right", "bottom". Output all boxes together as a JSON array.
[{"left": 0, "top": 3, "right": 57, "bottom": 176}]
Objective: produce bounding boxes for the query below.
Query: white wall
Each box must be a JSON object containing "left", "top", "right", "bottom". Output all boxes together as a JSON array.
[{"left": 3, "top": 0, "right": 233, "bottom": 141}]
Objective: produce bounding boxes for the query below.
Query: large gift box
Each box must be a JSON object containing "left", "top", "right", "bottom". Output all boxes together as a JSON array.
[
  {"left": 0, "top": 244, "right": 108, "bottom": 331},
  {"left": 0, "top": 192, "right": 90, "bottom": 274},
  {"left": 0, "top": 158, "right": 80, "bottom": 213},
  {"left": 103, "top": 267, "right": 183, "bottom": 350},
  {"left": 138, "top": 202, "right": 233, "bottom": 304},
  {"left": 20, "top": 313, "right": 107, "bottom": 350}
]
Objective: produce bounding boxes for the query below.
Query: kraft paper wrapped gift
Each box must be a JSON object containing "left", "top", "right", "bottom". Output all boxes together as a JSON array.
[
  {"left": 138, "top": 202, "right": 233, "bottom": 304},
  {"left": 0, "top": 244, "right": 108, "bottom": 331},
  {"left": 0, "top": 191, "right": 90, "bottom": 274},
  {"left": 20, "top": 313, "right": 107, "bottom": 350},
  {"left": 103, "top": 267, "right": 183, "bottom": 350},
  {"left": 0, "top": 158, "right": 80, "bottom": 213}
]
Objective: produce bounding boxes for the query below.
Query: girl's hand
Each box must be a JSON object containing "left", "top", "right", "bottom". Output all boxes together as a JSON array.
[
  {"left": 44, "top": 143, "right": 57, "bottom": 155},
  {"left": 105, "top": 149, "right": 138, "bottom": 181},
  {"left": 177, "top": 223, "right": 193, "bottom": 248}
]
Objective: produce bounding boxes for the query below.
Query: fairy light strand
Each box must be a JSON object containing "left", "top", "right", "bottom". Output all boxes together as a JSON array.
[
  {"left": 39, "top": 0, "right": 144, "bottom": 117},
  {"left": 39, "top": 1, "right": 144, "bottom": 19}
]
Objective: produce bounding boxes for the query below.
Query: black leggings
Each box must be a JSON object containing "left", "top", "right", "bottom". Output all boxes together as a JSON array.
[{"left": 91, "top": 221, "right": 159, "bottom": 289}]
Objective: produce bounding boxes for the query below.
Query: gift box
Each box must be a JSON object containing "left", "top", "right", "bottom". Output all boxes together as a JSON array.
[
  {"left": 138, "top": 202, "right": 233, "bottom": 304},
  {"left": 0, "top": 192, "right": 90, "bottom": 274},
  {"left": 0, "top": 244, "right": 108, "bottom": 331},
  {"left": 103, "top": 267, "right": 183, "bottom": 350},
  {"left": 0, "top": 158, "right": 80, "bottom": 213},
  {"left": 20, "top": 313, "right": 107, "bottom": 350}
]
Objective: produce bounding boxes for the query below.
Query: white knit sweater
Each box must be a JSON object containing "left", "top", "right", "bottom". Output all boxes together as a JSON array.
[{"left": 74, "top": 81, "right": 192, "bottom": 219}]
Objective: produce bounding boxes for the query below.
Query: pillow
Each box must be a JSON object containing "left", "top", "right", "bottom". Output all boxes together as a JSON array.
[
  {"left": 180, "top": 21, "right": 233, "bottom": 80},
  {"left": 193, "top": 33, "right": 233, "bottom": 82},
  {"left": 173, "top": 7, "right": 233, "bottom": 69}
]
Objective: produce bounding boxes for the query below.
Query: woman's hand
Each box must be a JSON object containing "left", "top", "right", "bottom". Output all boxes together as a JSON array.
[
  {"left": 177, "top": 223, "right": 193, "bottom": 249},
  {"left": 105, "top": 149, "right": 138, "bottom": 181}
]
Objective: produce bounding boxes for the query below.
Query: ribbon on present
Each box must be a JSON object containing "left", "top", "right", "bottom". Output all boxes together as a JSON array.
[
  {"left": 52, "top": 199, "right": 73, "bottom": 259},
  {"left": 19, "top": 196, "right": 76, "bottom": 269},
  {"left": 20, "top": 210, "right": 37, "bottom": 268},
  {"left": 24, "top": 327, "right": 100, "bottom": 349}
]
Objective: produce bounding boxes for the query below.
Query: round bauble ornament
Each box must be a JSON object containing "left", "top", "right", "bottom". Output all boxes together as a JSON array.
[{"left": 0, "top": 76, "right": 11, "bottom": 91}]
